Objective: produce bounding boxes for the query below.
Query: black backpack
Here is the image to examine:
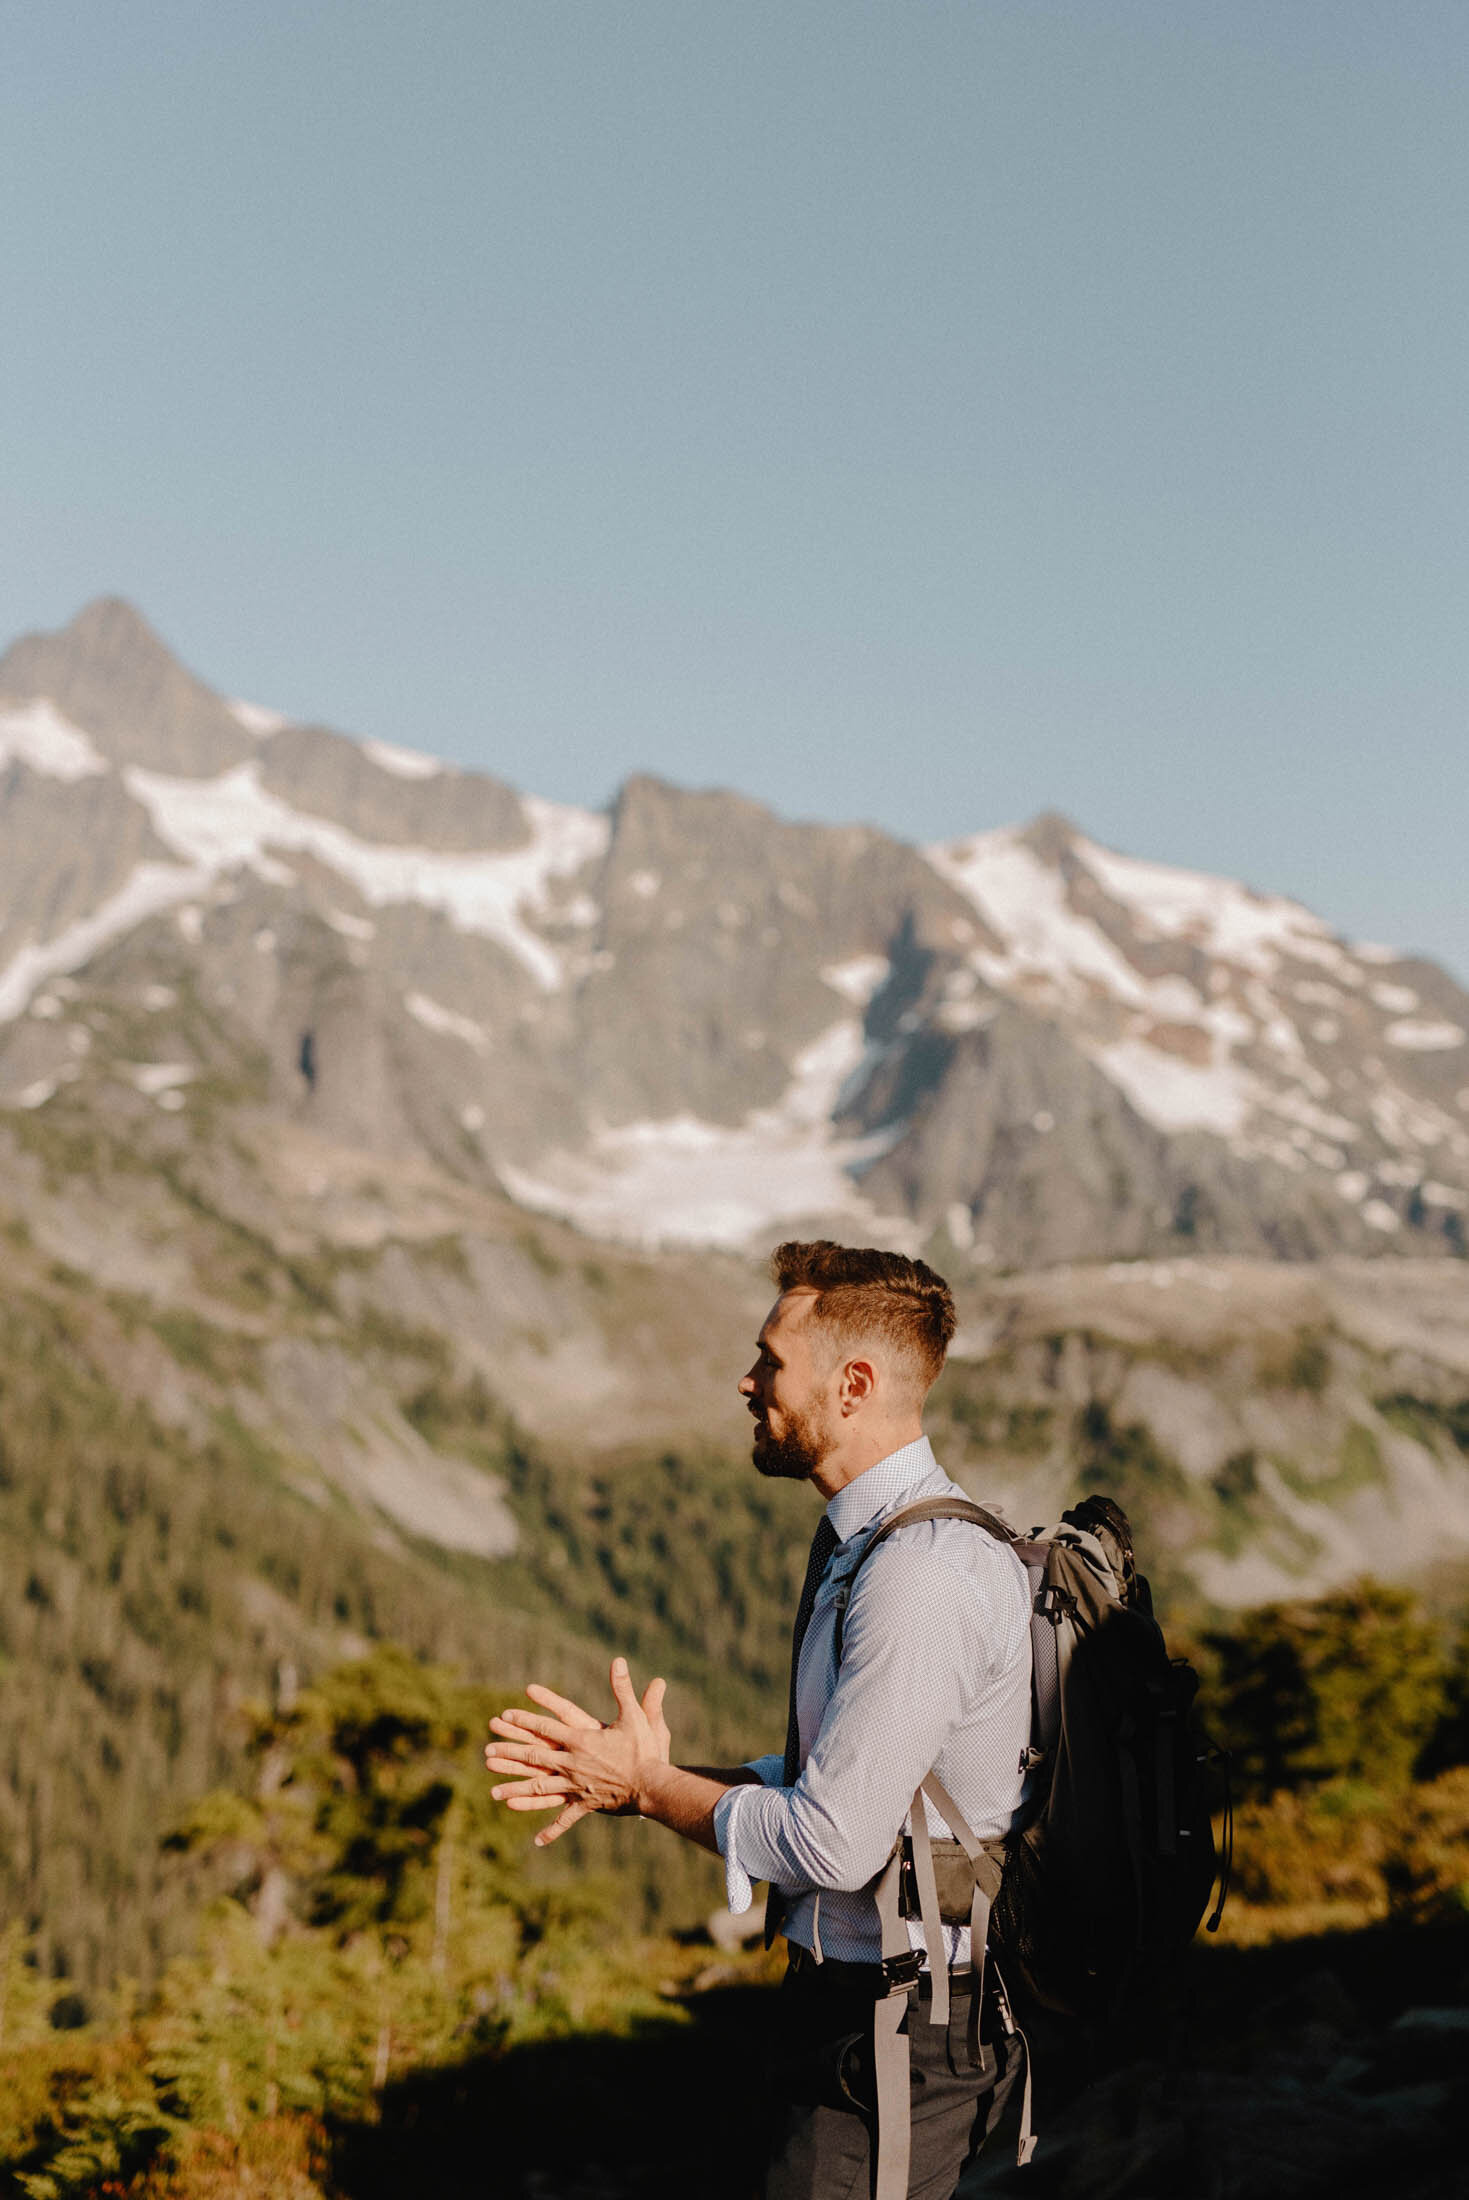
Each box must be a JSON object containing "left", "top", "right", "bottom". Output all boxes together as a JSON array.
[{"left": 833, "top": 1491, "right": 1230, "bottom": 2192}]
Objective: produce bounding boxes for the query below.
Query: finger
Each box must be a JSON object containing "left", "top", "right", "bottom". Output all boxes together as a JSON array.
[
  {"left": 490, "top": 1712, "right": 570, "bottom": 1745},
  {"left": 496, "top": 1789, "right": 579, "bottom": 1812},
  {"left": 484, "top": 1740, "right": 545, "bottom": 1768},
  {"left": 535, "top": 1799, "right": 592, "bottom": 1848},
  {"left": 608, "top": 1655, "right": 640, "bottom": 1718},
  {"left": 482, "top": 1741, "right": 565, "bottom": 1774},
  {"left": 484, "top": 1753, "right": 575, "bottom": 1783},
  {"left": 486, "top": 1763, "right": 576, "bottom": 1798},
  {"left": 492, "top": 1708, "right": 580, "bottom": 1745},
  {"left": 641, "top": 1675, "right": 667, "bottom": 1723},
  {"left": 524, "top": 1683, "right": 603, "bottom": 1730}
]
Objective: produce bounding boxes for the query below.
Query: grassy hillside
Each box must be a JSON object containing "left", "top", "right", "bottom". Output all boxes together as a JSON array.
[
  {"left": 0, "top": 1603, "right": 1464, "bottom": 2200},
  {"left": 0, "top": 1249, "right": 813, "bottom": 1997}
]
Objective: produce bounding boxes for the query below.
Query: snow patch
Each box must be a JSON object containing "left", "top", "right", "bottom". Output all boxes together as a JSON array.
[
  {"left": 929, "top": 830, "right": 1152, "bottom": 1006},
  {"left": 1074, "top": 838, "right": 1341, "bottom": 973},
  {"left": 123, "top": 761, "right": 609, "bottom": 988},
  {"left": 405, "top": 991, "right": 490, "bottom": 1053},
  {"left": 126, "top": 1062, "right": 193, "bottom": 1095},
  {"left": 0, "top": 699, "right": 107, "bottom": 781},
  {"left": 822, "top": 955, "right": 890, "bottom": 1007},
  {"left": 0, "top": 859, "right": 213, "bottom": 1023},
  {"left": 935, "top": 997, "right": 997, "bottom": 1034},
  {"left": 325, "top": 909, "right": 376, "bottom": 941},
  {"left": 1386, "top": 1020, "right": 1465, "bottom": 1052},
  {"left": 1089, "top": 1037, "right": 1254, "bottom": 1136},
  {"left": 227, "top": 698, "right": 289, "bottom": 737},
  {"left": 1370, "top": 1085, "right": 1451, "bottom": 1150},
  {"left": 499, "top": 1020, "right": 918, "bottom": 1251},
  {"left": 362, "top": 737, "right": 442, "bottom": 780}
]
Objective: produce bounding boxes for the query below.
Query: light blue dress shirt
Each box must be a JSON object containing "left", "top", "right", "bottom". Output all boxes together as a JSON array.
[{"left": 712, "top": 1436, "right": 1032, "bottom": 1966}]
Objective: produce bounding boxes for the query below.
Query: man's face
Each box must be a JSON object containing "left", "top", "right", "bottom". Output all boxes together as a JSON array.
[{"left": 737, "top": 1291, "right": 838, "bottom": 1481}]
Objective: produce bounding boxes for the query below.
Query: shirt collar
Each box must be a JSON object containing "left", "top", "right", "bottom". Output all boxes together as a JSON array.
[{"left": 825, "top": 1435, "right": 941, "bottom": 1545}]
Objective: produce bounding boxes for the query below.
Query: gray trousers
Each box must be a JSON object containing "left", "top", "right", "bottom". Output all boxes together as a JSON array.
[{"left": 759, "top": 1956, "right": 1020, "bottom": 2200}]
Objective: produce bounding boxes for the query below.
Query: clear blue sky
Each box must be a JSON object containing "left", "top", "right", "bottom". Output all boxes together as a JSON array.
[{"left": 3, "top": 2, "right": 1466, "bottom": 976}]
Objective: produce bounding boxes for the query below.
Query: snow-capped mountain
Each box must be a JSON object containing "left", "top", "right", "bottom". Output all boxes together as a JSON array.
[{"left": 3, "top": 597, "right": 1466, "bottom": 1270}]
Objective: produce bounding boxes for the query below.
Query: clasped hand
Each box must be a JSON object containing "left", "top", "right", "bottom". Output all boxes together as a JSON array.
[{"left": 484, "top": 1656, "right": 670, "bottom": 1847}]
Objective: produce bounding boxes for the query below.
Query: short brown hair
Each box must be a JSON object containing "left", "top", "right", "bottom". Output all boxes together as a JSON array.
[{"left": 770, "top": 1240, "right": 956, "bottom": 1392}]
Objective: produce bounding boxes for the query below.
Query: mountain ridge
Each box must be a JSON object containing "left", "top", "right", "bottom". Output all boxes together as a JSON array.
[
  {"left": 5, "top": 601, "right": 1469, "bottom": 2013},
  {"left": 2, "top": 595, "right": 1467, "bottom": 1272}
]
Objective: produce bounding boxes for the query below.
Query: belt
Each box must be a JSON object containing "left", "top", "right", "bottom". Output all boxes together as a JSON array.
[{"left": 786, "top": 1944, "right": 973, "bottom": 1987}]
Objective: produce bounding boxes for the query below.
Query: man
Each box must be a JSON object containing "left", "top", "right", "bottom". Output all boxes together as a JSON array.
[{"left": 485, "top": 1240, "right": 1033, "bottom": 2199}]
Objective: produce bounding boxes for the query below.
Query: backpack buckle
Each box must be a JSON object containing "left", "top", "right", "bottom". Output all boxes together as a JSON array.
[{"left": 880, "top": 1948, "right": 924, "bottom": 1996}]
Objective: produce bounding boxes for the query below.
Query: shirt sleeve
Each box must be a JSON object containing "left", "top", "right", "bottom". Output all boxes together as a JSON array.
[
  {"left": 707, "top": 1754, "right": 785, "bottom": 1913},
  {"left": 712, "top": 1783, "right": 761, "bottom": 1914},
  {"left": 715, "top": 1542, "right": 1020, "bottom": 1902},
  {"left": 741, "top": 1752, "right": 785, "bottom": 1787}
]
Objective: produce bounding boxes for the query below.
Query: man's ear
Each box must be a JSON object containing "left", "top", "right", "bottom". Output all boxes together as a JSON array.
[{"left": 839, "top": 1357, "right": 876, "bottom": 1413}]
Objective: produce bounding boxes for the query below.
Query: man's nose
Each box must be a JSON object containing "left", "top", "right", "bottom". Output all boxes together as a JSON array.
[{"left": 737, "top": 1369, "right": 755, "bottom": 1396}]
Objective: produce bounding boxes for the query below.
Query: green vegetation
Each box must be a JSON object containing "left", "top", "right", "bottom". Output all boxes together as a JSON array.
[
  {"left": 1191, "top": 1581, "right": 1469, "bottom": 1950},
  {"left": 1226, "top": 1767, "right": 1469, "bottom": 1939},
  {"left": 0, "top": 1647, "right": 744, "bottom": 2200},
  {"left": 1072, "top": 1400, "right": 1190, "bottom": 1510},
  {"left": 1376, "top": 1390, "right": 1469, "bottom": 1454},
  {"left": 4, "top": 1122, "right": 1469, "bottom": 2190},
  {"left": 1211, "top": 1447, "right": 1259, "bottom": 1505},
  {"left": 1255, "top": 1325, "right": 1334, "bottom": 1394},
  {"left": 928, "top": 1362, "right": 1055, "bottom": 1458},
  {"left": 0, "top": 1282, "right": 760, "bottom": 1995},
  {"left": 0, "top": 1582, "right": 1463, "bottom": 2196},
  {"left": 0, "top": 1243, "right": 810, "bottom": 2001},
  {"left": 1200, "top": 1581, "right": 1450, "bottom": 1798},
  {"left": 1062, "top": 1403, "right": 1210, "bottom": 1612},
  {"left": 403, "top": 1371, "right": 809, "bottom": 1727},
  {"left": 1273, "top": 1422, "right": 1385, "bottom": 1503}
]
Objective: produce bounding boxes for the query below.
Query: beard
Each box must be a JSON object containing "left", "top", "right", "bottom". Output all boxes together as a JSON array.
[{"left": 752, "top": 1400, "right": 828, "bottom": 1482}]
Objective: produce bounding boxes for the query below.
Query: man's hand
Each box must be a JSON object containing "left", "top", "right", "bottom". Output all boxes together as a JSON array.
[{"left": 484, "top": 1658, "right": 670, "bottom": 1848}]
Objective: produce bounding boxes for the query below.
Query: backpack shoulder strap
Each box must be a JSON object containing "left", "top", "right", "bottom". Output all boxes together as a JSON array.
[{"left": 832, "top": 1499, "right": 1014, "bottom": 1664}]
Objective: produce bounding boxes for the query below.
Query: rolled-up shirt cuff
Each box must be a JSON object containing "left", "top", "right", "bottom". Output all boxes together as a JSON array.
[{"left": 713, "top": 1783, "right": 757, "bottom": 1914}]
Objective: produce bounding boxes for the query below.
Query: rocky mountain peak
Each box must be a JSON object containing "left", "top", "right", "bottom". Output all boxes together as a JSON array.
[
  {"left": 0, "top": 596, "right": 256, "bottom": 776},
  {"left": 2, "top": 600, "right": 1468, "bottom": 1271},
  {"left": 51, "top": 594, "right": 166, "bottom": 660},
  {"left": 1015, "top": 808, "right": 1083, "bottom": 864}
]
